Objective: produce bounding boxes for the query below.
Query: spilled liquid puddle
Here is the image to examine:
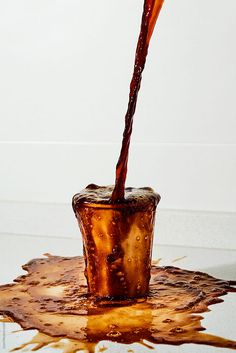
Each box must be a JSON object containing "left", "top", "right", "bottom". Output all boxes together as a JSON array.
[{"left": 0, "top": 254, "right": 235, "bottom": 352}]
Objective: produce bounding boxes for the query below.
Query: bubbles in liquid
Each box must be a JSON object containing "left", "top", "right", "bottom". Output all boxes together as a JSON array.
[{"left": 163, "top": 318, "right": 174, "bottom": 323}]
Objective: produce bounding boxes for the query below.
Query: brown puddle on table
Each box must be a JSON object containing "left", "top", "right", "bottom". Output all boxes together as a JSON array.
[{"left": 0, "top": 254, "right": 235, "bottom": 352}]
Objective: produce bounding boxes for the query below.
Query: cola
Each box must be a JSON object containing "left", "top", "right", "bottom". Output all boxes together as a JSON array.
[{"left": 73, "top": 184, "right": 160, "bottom": 298}]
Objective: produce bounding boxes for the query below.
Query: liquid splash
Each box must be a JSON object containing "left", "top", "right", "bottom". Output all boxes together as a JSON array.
[{"left": 0, "top": 254, "right": 235, "bottom": 352}]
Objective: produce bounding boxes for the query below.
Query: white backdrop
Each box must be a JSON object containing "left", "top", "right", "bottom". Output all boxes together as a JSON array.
[{"left": 0, "top": 1, "right": 236, "bottom": 217}]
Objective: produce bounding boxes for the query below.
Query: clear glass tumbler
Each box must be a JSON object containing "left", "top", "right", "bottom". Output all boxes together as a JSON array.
[{"left": 73, "top": 185, "right": 160, "bottom": 298}]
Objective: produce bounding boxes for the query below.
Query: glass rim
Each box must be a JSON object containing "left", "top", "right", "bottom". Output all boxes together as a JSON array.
[{"left": 74, "top": 201, "right": 158, "bottom": 210}]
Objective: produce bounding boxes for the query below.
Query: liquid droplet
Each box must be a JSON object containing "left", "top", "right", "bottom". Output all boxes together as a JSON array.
[{"left": 106, "top": 330, "right": 122, "bottom": 337}]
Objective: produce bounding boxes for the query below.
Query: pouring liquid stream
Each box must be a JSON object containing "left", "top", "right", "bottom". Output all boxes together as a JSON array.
[{"left": 111, "top": 0, "right": 164, "bottom": 202}]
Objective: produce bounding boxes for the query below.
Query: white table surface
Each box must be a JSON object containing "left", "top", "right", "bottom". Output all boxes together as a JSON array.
[{"left": 0, "top": 232, "right": 235, "bottom": 352}]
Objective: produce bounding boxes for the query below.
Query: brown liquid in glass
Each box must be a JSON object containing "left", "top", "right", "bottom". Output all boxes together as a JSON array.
[
  {"left": 0, "top": 1, "right": 235, "bottom": 352},
  {"left": 72, "top": 184, "right": 160, "bottom": 298}
]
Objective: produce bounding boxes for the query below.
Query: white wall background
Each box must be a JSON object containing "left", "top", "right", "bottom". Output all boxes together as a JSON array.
[{"left": 0, "top": 1, "right": 236, "bottom": 247}]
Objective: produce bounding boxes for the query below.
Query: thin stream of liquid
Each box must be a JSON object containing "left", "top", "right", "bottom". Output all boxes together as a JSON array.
[{"left": 111, "top": 0, "right": 164, "bottom": 202}]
